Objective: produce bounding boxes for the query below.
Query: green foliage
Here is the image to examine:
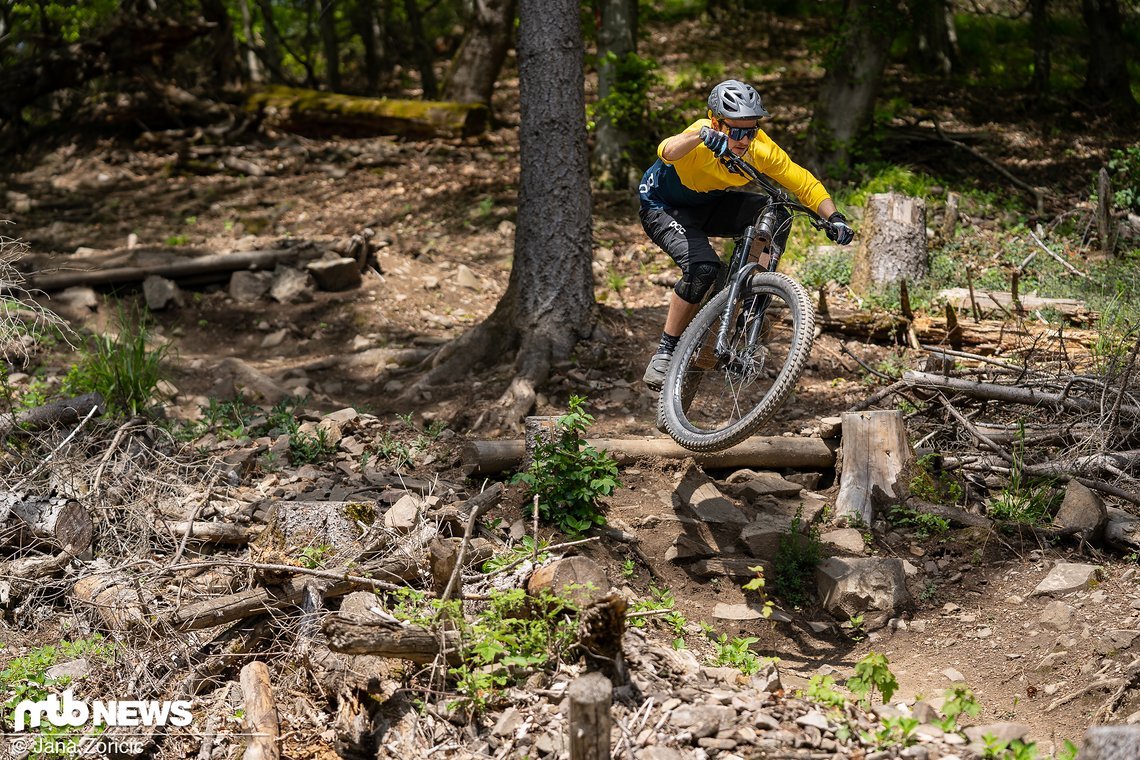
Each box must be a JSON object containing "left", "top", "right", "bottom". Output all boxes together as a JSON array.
[
  {"left": 589, "top": 52, "right": 661, "bottom": 169},
  {"left": 297, "top": 544, "right": 332, "bottom": 569},
  {"left": 797, "top": 250, "right": 853, "bottom": 289},
  {"left": 62, "top": 307, "right": 170, "bottom": 417},
  {"left": 906, "top": 453, "right": 965, "bottom": 506},
  {"left": 805, "top": 674, "right": 848, "bottom": 709},
  {"left": 741, "top": 564, "right": 775, "bottom": 619},
  {"left": 847, "top": 651, "right": 899, "bottom": 706},
  {"left": 938, "top": 684, "right": 983, "bottom": 732},
  {"left": 982, "top": 735, "right": 1039, "bottom": 760},
  {"left": 846, "top": 164, "right": 937, "bottom": 208},
  {"left": 1106, "top": 146, "right": 1140, "bottom": 213},
  {"left": 771, "top": 507, "right": 823, "bottom": 608},
  {"left": 511, "top": 396, "right": 621, "bottom": 536},
  {"left": 629, "top": 585, "right": 675, "bottom": 628},
  {"left": 863, "top": 715, "right": 920, "bottom": 749},
  {"left": 986, "top": 428, "right": 1060, "bottom": 525},
  {"left": 705, "top": 631, "right": 766, "bottom": 675},
  {"left": 288, "top": 425, "right": 336, "bottom": 465},
  {"left": 481, "top": 535, "right": 551, "bottom": 573}
]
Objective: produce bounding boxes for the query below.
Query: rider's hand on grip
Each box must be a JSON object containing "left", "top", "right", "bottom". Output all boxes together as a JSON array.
[
  {"left": 699, "top": 126, "right": 730, "bottom": 158},
  {"left": 827, "top": 212, "right": 854, "bottom": 246}
]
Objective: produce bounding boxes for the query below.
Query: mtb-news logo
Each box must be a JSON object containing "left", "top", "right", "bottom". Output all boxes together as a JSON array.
[{"left": 6, "top": 689, "right": 193, "bottom": 756}]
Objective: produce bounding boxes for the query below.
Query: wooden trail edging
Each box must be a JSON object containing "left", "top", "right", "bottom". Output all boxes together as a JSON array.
[{"left": 462, "top": 435, "right": 837, "bottom": 475}]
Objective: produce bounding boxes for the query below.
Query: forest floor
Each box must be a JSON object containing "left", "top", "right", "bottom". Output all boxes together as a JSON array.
[{"left": 3, "top": 13, "right": 1140, "bottom": 760}]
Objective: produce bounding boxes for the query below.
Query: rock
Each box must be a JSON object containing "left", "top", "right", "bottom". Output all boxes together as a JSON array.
[
  {"left": 820, "top": 528, "right": 865, "bottom": 554},
  {"left": 636, "top": 748, "right": 685, "bottom": 760},
  {"left": 665, "top": 534, "right": 715, "bottom": 563},
  {"left": 712, "top": 603, "right": 770, "bottom": 621},
  {"left": 1039, "top": 600, "right": 1073, "bottom": 630},
  {"left": 963, "top": 722, "right": 1030, "bottom": 745},
  {"left": 725, "top": 471, "right": 804, "bottom": 500},
  {"left": 783, "top": 472, "right": 823, "bottom": 490},
  {"left": 942, "top": 667, "right": 966, "bottom": 683},
  {"left": 214, "top": 357, "right": 290, "bottom": 403},
  {"left": 142, "top": 274, "right": 181, "bottom": 310},
  {"left": 816, "top": 557, "right": 913, "bottom": 628},
  {"left": 1096, "top": 629, "right": 1140, "bottom": 655},
  {"left": 269, "top": 266, "right": 315, "bottom": 303},
  {"left": 229, "top": 270, "right": 272, "bottom": 303},
  {"left": 1054, "top": 480, "right": 1107, "bottom": 542},
  {"left": 1078, "top": 725, "right": 1140, "bottom": 759},
  {"left": 55, "top": 286, "right": 100, "bottom": 312},
  {"left": 492, "top": 706, "right": 522, "bottom": 737},
  {"left": 261, "top": 328, "right": 289, "bottom": 348},
  {"left": 1032, "top": 563, "right": 1102, "bottom": 596},
  {"left": 691, "top": 557, "right": 767, "bottom": 580},
  {"left": 818, "top": 416, "right": 843, "bottom": 439},
  {"left": 455, "top": 264, "right": 482, "bottom": 289},
  {"left": 739, "top": 514, "right": 798, "bottom": 558},
  {"left": 383, "top": 494, "right": 421, "bottom": 534},
  {"left": 45, "top": 658, "right": 90, "bottom": 682},
  {"left": 668, "top": 704, "right": 734, "bottom": 737},
  {"left": 796, "top": 711, "right": 830, "bottom": 730},
  {"left": 307, "top": 256, "right": 363, "bottom": 291},
  {"left": 674, "top": 465, "right": 749, "bottom": 525}
]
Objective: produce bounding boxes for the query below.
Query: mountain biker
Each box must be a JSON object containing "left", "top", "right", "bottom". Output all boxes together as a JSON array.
[{"left": 637, "top": 79, "right": 854, "bottom": 392}]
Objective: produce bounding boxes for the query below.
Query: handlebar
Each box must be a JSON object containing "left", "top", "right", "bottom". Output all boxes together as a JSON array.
[{"left": 719, "top": 153, "right": 835, "bottom": 235}]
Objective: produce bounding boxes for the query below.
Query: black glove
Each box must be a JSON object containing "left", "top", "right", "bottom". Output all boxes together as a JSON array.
[
  {"left": 827, "top": 212, "right": 854, "bottom": 245},
  {"left": 699, "top": 126, "right": 730, "bottom": 158}
]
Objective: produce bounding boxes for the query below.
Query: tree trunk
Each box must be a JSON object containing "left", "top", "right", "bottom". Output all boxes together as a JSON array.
[
  {"left": 804, "top": 0, "right": 901, "bottom": 177},
  {"left": 1080, "top": 0, "right": 1139, "bottom": 115},
  {"left": 909, "top": 0, "right": 956, "bottom": 77},
  {"left": 835, "top": 410, "right": 912, "bottom": 526},
  {"left": 850, "top": 193, "right": 928, "bottom": 296},
  {"left": 238, "top": 0, "right": 264, "bottom": 83},
  {"left": 1029, "top": 0, "right": 1051, "bottom": 97},
  {"left": 200, "top": 0, "right": 242, "bottom": 90},
  {"left": 403, "top": 0, "right": 438, "bottom": 98},
  {"left": 400, "top": 0, "right": 595, "bottom": 433},
  {"left": 320, "top": 0, "right": 341, "bottom": 91},
  {"left": 353, "top": 0, "right": 386, "bottom": 93},
  {"left": 592, "top": 0, "right": 638, "bottom": 189},
  {"left": 442, "top": 0, "right": 517, "bottom": 110},
  {"left": 255, "top": 0, "right": 286, "bottom": 83}
]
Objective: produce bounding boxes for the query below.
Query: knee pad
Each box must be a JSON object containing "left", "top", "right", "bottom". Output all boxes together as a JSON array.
[{"left": 674, "top": 261, "right": 722, "bottom": 304}]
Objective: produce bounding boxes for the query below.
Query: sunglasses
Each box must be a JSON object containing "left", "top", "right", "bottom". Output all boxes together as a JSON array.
[{"left": 720, "top": 123, "right": 759, "bottom": 141}]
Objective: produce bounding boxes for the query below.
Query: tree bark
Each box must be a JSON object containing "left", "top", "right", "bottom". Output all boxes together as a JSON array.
[
  {"left": 462, "top": 435, "right": 836, "bottom": 475},
  {"left": 200, "top": 0, "right": 242, "bottom": 91},
  {"left": 835, "top": 410, "right": 912, "bottom": 525},
  {"left": 399, "top": 0, "right": 595, "bottom": 433},
  {"left": 592, "top": 0, "right": 638, "bottom": 189},
  {"left": 442, "top": 0, "right": 517, "bottom": 110},
  {"left": 804, "top": 0, "right": 902, "bottom": 176},
  {"left": 1079, "top": 0, "right": 1138, "bottom": 115},
  {"left": 568, "top": 672, "right": 613, "bottom": 760},
  {"left": 239, "top": 662, "right": 280, "bottom": 760},
  {"left": 319, "top": 0, "right": 341, "bottom": 91},
  {"left": 353, "top": 0, "right": 387, "bottom": 93},
  {"left": 850, "top": 193, "right": 928, "bottom": 295},
  {"left": 322, "top": 617, "right": 462, "bottom": 663},
  {"left": 403, "top": 0, "right": 438, "bottom": 98},
  {"left": 1029, "top": 0, "right": 1051, "bottom": 97},
  {"left": 909, "top": 0, "right": 957, "bottom": 77}
]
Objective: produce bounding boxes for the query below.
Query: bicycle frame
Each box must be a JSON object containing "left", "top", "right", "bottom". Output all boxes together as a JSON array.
[{"left": 709, "top": 154, "right": 833, "bottom": 363}]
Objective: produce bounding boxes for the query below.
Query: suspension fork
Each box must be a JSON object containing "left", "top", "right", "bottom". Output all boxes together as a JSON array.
[{"left": 713, "top": 208, "right": 786, "bottom": 357}]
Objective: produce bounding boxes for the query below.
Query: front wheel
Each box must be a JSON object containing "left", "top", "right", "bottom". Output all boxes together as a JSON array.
[{"left": 657, "top": 271, "right": 816, "bottom": 452}]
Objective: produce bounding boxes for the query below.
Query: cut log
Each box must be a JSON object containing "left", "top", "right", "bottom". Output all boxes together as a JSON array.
[
  {"left": 72, "top": 561, "right": 153, "bottom": 631},
  {"left": 23, "top": 249, "right": 317, "bottom": 293},
  {"left": 940, "top": 191, "right": 960, "bottom": 243},
  {"left": 247, "top": 85, "right": 489, "bottom": 139},
  {"left": 158, "top": 520, "right": 252, "bottom": 545},
  {"left": 239, "top": 661, "right": 280, "bottom": 760},
  {"left": 322, "top": 617, "right": 462, "bottom": 665},
  {"left": 850, "top": 193, "right": 928, "bottom": 296},
  {"left": 577, "top": 592, "right": 629, "bottom": 685},
  {"left": 835, "top": 410, "right": 913, "bottom": 526},
  {"left": 1105, "top": 508, "right": 1140, "bottom": 553},
  {"left": 902, "top": 371, "right": 1140, "bottom": 419},
  {"left": 527, "top": 556, "right": 612, "bottom": 609},
  {"left": 462, "top": 436, "right": 836, "bottom": 475},
  {"left": 567, "top": 672, "right": 613, "bottom": 760},
  {"left": 3, "top": 494, "right": 93, "bottom": 553}
]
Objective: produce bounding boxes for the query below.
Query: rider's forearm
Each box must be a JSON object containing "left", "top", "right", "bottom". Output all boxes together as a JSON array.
[
  {"left": 817, "top": 198, "right": 838, "bottom": 219},
  {"left": 660, "top": 131, "right": 704, "bottom": 162}
]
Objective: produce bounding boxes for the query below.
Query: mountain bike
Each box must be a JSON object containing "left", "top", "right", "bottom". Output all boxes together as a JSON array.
[{"left": 656, "top": 153, "right": 843, "bottom": 452}]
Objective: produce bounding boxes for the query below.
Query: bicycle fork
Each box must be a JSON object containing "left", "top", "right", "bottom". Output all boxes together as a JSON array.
[{"left": 713, "top": 208, "right": 783, "bottom": 360}]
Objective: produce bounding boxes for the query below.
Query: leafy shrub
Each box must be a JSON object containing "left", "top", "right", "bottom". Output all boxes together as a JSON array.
[
  {"left": 772, "top": 507, "right": 824, "bottom": 608},
  {"left": 63, "top": 307, "right": 170, "bottom": 416},
  {"left": 512, "top": 395, "right": 621, "bottom": 536},
  {"left": 797, "top": 250, "right": 853, "bottom": 289},
  {"left": 1106, "top": 145, "right": 1140, "bottom": 213},
  {"left": 847, "top": 651, "right": 899, "bottom": 706}
]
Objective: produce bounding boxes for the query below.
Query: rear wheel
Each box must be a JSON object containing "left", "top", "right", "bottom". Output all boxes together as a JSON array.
[{"left": 657, "top": 271, "right": 815, "bottom": 452}]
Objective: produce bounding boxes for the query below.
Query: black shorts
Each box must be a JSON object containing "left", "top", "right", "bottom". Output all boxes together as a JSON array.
[{"left": 639, "top": 193, "right": 770, "bottom": 277}]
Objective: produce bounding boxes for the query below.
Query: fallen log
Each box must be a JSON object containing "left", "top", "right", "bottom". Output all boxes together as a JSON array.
[
  {"left": 322, "top": 617, "right": 461, "bottom": 665},
  {"left": 73, "top": 561, "right": 154, "bottom": 630},
  {"left": 3, "top": 494, "right": 93, "bottom": 553},
  {"left": 24, "top": 249, "right": 317, "bottom": 292},
  {"left": 939, "top": 288, "right": 1091, "bottom": 322},
  {"left": 239, "top": 661, "right": 280, "bottom": 760},
  {"left": 905, "top": 497, "right": 993, "bottom": 529},
  {"left": 462, "top": 436, "right": 836, "bottom": 475},
  {"left": 0, "top": 393, "right": 104, "bottom": 439},
  {"left": 158, "top": 520, "right": 253, "bottom": 545},
  {"left": 247, "top": 85, "right": 489, "bottom": 140},
  {"left": 902, "top": 370, "right": 1140, "bottom": 419}
]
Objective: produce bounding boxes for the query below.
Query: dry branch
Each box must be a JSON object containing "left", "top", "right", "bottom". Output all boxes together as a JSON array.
[
  {"left": 0, "top": 393, "right": 103, "bottom": 439},
  {"left": 322, "top": 617, "right": 462, "bottom": 665},
  {"left": 239, "top": 661, "right": 280, "bottom": 760},
  {"left": 902, "top": 371, "right": 1140, "bottom": 419}
]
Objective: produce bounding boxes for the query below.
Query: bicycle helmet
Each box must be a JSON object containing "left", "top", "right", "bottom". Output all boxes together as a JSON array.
[{"left": 707, "top": 79, "right": 770, "bottom": 120}]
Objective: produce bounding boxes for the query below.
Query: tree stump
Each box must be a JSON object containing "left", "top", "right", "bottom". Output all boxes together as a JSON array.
[
  {"left": 567, "top": 672, "right": 612, "bottom": 760},
  {"left": 834, "top": 410, "right": 913, "bottom": 526},
  {"left": 851, "top": 193, "right": 928, "bottom": 296}
]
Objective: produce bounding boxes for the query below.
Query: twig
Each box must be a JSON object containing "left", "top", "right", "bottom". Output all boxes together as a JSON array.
[
  {"left": 1028, "top": 229, "right": 1089, "bottom": 279},
  {"left": 840, "top": 343, "right": 893, "bottom": 380},
  {"left": 159, "top": 560, "right": 407, "bottom": 592},
  {"left": 440, "top": 482, "right": 503, "bottom": 602},
  {"left": 91, "top": 416, "right": 146, "bottom": 495},
  {"left": 168, "top": 470, "right": 223, "bottom": 567},
  {"left": 14, "top": 404, "right": 100, "bottom": 491},
  {"left": 848, "top": 379, "right": 908, "bottom": 412},
  {"left": 928, "top": 118, "right": 1045, "bottom": 210}
]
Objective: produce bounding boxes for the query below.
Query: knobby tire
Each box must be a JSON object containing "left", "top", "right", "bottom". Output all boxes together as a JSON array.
[{"left": 657, "top": 271, "right": 815, "bottom": 452}]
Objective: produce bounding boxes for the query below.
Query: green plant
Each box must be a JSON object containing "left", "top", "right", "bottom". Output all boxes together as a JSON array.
[
  {"left": 511, "top": 395, "right": 621, "bottom": 536},
  {"left": 938, "top": 684, "right": 982, "bottom": 732},
  {"left": 796, "top": 250, "right": 853, "bottom": 289},
  {"left": 741, "top": 564, "right": 775, "bottom": 619},
  {"left": 846, "top": 651, "right": 899, "bottom": 706},
  {"left": 621, "top": 557, "right": 636, "bottom": 579},
  {"left": 863, "top": 715, "right": 920, "bottom": 749},
  {"left": 481, "top": 535, "right": 551, "bottom": 573},
  {"left": 629, "top": 585, "right": 675, "bottom": 628},
  {"left": 298, "top": 544, "right": 332, "bottom": 568},
  {"left": 805, "top": 674, "right": 848, "bottom": 709},
  {"left": 888, "top": 504, "right": 951, "bottom": 539},
  {"left": 844, "top": 613, "right": 866, "bottom": 641},
  {"left": 906, "top": 453, "right": 965, "bottom": 506},
  {"left": 1105, "top": 145, "right": 1140, "bottom": 213},
  {"left": 982, "top": 735, "right": 1039, "bottom": 760},
  {"left": 986, "top": 428, "right": 1060, "bottom": 525},
  {"left": 289, "top": 426, "right": 336, "bottom": 465},
  {"left": 62, "top": 306, "right": 171, "bottom": 416},
  {"left": 707, "top": 632, "right": 765, "bottom": 675},
  {"left": 663, "top": 611, "right": 688, "bottom": 649},
  {"left": 772, "top": 507, "right": 824, "bottom": 608},
  {"left": 165, "top": 234, "right": 190, "bottom": 246}
]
